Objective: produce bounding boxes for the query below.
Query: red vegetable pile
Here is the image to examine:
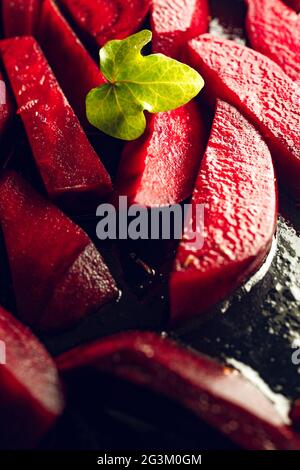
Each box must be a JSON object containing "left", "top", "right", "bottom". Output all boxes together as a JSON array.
[{"left": 0, "top": 0, "right": 299, "bottom": 450}]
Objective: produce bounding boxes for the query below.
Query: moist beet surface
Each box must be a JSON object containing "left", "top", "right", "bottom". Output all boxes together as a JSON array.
[{"left": 0, "top": 0, "right": 300, "bottom": 450}]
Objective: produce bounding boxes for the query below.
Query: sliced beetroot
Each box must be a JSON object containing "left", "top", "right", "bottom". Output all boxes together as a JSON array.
[
  {"left": 57, "top": 331, "right": 300, "bottom": 450},
  {"left": 246, "top": 0, "right": 300, "bottom": 84},
  {"left": 0, "top": 37, "right": 112, "bottom": 212},
  {"left": 59, "top": 0, "right": 150, "bottom": 47},
  {"left": 0, "top": 171, "right": 118, "bottom": 331},
  {"left": 2, "top": 0, "right": 41, "bottom": 37},
  {"left": 170, "top": 100, "right": 277, "bottom": 323},
  {"left": 186, "top": 34, "right": 300, "bottom": 201},
  {"left": 0, "top": 304, "right": 64, "bottom": 448},
  {"left": 151, "top": 0, "right": 209, "bottom": 58},
  {"left": 37, "top": 0, "right": 106, "bottom": 126},
  {"left": 114, "top": 102, "right": 206, "bottom": 206}
]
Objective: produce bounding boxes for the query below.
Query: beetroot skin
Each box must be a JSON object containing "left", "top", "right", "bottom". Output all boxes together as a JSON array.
[
  {"left": 246, "top": 0, "right": 300, "bottom": 84},
  {"left": 186, "top": 34, "right": 300, "bottom": 201},
  {"left": 0, "top": 37, "right": 112, "bottom": 212},
  {"left": 37, "top": 0, "right": 106, "bottom": 126},
  {"left": 151, "top": 0, "right": 209, "bottom": 58},
  {"left": 0, "top": 172, "right": 118, "bottom": 331},
  {"left": 57, "top": 331, "right": 300, "bottom": 450},
  {"left": 170, "top": 100, "right": 277, "bottom": 323},
  {"left": 59, "top": 0, "right": 150, "bottom": 47},
  {"left": 2, "top": 0, "right": 42, "bottom": 37},
  {"left": 114, "top": 102, "right": 206, "bottom": 206},
  {"left": 0, "top": 305, "right": 64, "bottom": 448}
]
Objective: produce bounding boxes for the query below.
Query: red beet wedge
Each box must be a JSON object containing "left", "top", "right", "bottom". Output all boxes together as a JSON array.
[
  {"left": 0, "top": 172, "right": 118, "bottom": 331},
  {"left": 0, "top": 37, "right": 112, "bottom": 211},
  {"left": 170, "top": 100, "right": 277, "bottom": 323},
  {"left": 57, "top": 331, "right": 300, "bottom": 450},
  {"left": 2, "top": 0, "right": 41, "bottom": 37},
  {"left": 0, "top": 305, "right": 64, "bottom": 448},
  {"left": 37, "top": 0, "right": 106, "bottom": 126},
  {"left": 246, "top": 0, "right": 300, "bottom": 85},
  {"left": 186, "top": 34, "right": 300, "bottom": 201},
  {"left": 59, "top": 0, "right": 150, "bottom": 48},
  {"left": 151, "top": 0, "right": 209, "bottom": 58},
  {"left": 114, "top": 102, "right": 206, "bottom": 206}
]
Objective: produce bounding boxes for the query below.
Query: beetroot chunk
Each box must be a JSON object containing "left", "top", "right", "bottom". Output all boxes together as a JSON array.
[
  {"left": 2, "top": 0, "right": 41, "bottom": 37},
  {"left": 114, "top": 102, "right": 206, "bottom": 206},
  {"left": 0, "top": 172, "right": 118, "bottom": 331},
  {"left": 37, "top": 0, "right": 106, "bottom": 126},
  {"left": 186, "top": 34, "right": 300, "bottom": 201},
  {"left": 246, "top": 0, "right": 300, "bottom": 84},
  {"left": 59, "top": 0, "right": 150, "bottom": 47},
  {"left": 151, "top": 0, "right": 209, "bottom": 58},
  {"left": 57, "top": 331, "right": 300, "bottom": 450},
  {"left": 0, "top": 305, "right": 64, "bottom": 448},
  {"left": 170, "top": 100, "right": 277, "bottom": 323},
  {"left": 0, "top": 37, "right": 112, "bottom": 212}
]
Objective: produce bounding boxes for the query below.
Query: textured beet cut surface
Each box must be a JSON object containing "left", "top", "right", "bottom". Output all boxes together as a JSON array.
[
  {"left": 57, "top": 331, "right": 300, "bottom": 450},
  {"left": 246, "top": 0, "right": 300, "bottom": 84},
  {"left": 59, "top": 0, "right": 150, "bottom": 47},
  {"left": 0, "top": 172, "right": 118, "bottom": 331},
  {"left": 114, "top": 102, "right": 206, "bottom": 206},
  {"left": 0, "top": 305, "right": 64, "bottom": 448},
  {"left": 0, "top": 36, "right": 112, "bottom": 211},
  {"left": 170, "top": 100, "right": 277, "bottom": 323},
  {"left": 151, "top": 0, "right": 209, "bottom": 58},
  {"left": 186, "top": 34, "right": 300, "bottom": 201}
]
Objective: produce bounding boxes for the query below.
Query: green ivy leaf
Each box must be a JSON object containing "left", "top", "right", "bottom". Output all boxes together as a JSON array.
[{"left": 86, "top": 30, "right": 204, "bottom": 141}]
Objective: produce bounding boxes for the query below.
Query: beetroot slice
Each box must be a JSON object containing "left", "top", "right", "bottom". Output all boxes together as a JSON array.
[
  {"left": 0, "top": 37, "right": 112, "bottom": 212},
  {"left": 151, "top": 0, "right": 209, "bottom": 58},
  {"left": 37, "top": 0, "right": 106, "bottom": 126},
  {"left": 246, "top": 0, "right": 300, "bottom": 84},
  {"left": 114, "top": 102, "right": 206, "bottom": 206},
  {"left": 2, "top": 0, "right": 42, "bottom": 37},
  {"left": 169, "top": 100, "right": 277, "bottom": 323},
  {"left": 0, "top": 171, "right": 118, "bottom": 331},
  {"left": 59, "top": 0, "right": 150, "bottom": 47},
  {"left": 186, "top": 34, "right": 300, "bottom": 201},
  {"left": 57, "top": 331, "right": 300, "bottom": 450},
  {"left": 0, "top": 305, "right": 64, "bottom": 448}
]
